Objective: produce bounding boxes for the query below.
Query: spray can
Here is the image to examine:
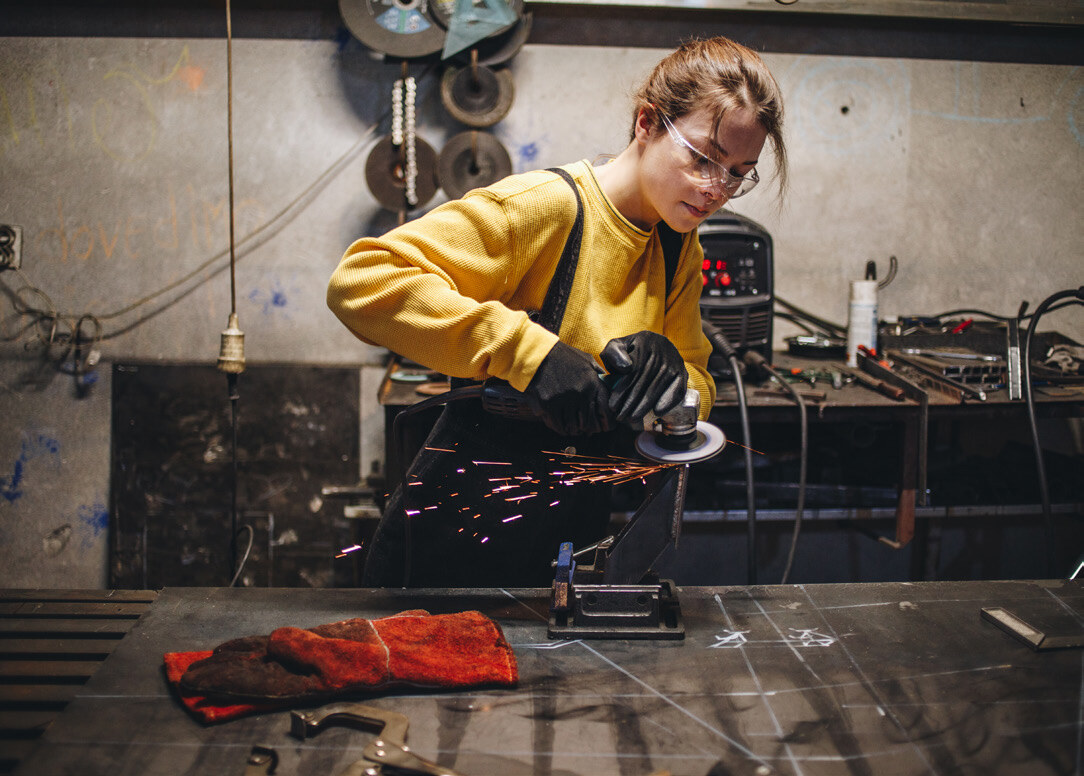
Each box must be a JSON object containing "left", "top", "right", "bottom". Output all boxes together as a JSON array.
[{"left": 846, "top": 261, "right": 878, "bottom": 367}]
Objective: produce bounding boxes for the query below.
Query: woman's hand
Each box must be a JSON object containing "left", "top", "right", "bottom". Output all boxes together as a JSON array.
[
  {"left": 525, "top": 342, "right": 613, "bottom": 436},
  {"left": 601, "top": 331, "right": 687, "bottom": 423}
]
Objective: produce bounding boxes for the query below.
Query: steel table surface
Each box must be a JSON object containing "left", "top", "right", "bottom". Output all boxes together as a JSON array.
[{"left": 14, "top": 581, "right": 1084, "bottom": 776}]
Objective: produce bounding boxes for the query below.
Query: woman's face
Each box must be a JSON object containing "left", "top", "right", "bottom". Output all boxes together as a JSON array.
[{"left": 637, "top": 105, "right": 767, "bottom": 232}]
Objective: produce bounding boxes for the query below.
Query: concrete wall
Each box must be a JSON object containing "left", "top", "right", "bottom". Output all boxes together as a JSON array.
[{"left": 1, "top": 6, "right": 1081, "bottom": 587}]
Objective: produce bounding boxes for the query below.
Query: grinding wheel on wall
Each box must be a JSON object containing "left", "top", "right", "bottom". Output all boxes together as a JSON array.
[
  {"left": 365, "top": 134, "right": 440, "bottom": 211},
  {"left": 438, "top": 131, "right": 512, "bottom": 199},
  {"left": 440, "top": 63, "right": 514, "bottom": 127},
  {"left": 339, "top": 0, "right": 446, "bottom": 59},
  {"left": 432, "top": 0, "right": 528, "bottom": 66}
]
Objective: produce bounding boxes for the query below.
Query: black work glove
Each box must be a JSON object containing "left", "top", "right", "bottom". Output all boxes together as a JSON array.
[
  {"left": 524, "top": 341, "right": 612, "bottom": 436},
  {"left": 600, "top": 331, "right": 687, "bottom": 424}
]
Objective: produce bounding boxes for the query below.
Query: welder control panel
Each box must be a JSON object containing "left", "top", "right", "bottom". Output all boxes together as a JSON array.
[{"left": 699, "top": 234, "right": 770, "bottom": 299}]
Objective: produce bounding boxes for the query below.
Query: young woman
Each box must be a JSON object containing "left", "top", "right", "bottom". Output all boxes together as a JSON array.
[{"left": 328, "top": 36, "right": 787, "bottom": 587}]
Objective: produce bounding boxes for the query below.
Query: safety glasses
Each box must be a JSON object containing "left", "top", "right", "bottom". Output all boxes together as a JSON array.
[{"left": 660, "top": 113, "right": 759, "bottom": 198}]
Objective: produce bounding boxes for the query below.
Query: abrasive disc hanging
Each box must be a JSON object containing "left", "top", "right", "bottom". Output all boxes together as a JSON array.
[
  {"left": 440, "top": 63, "right": 514, "bottom": 127},
  {"left": 339, "top": 0, "right": 446, "bottom": 59},
  {"left": 430, "top": 0, "right": 526, "bottom": 65},
  {"left": 438, "top": 131, "right": 512, "bottom": 199},
  {"left": 365, "top": 134, "right": 440, "bottom": 211},
  {"left": 438, "top": 3, "right": 530, "bottom": 66}
]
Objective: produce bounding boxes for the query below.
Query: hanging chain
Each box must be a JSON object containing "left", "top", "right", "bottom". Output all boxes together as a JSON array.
[
  {"left": 391, "top": 77, "right": 418, "bottom": 209},
  {"left": 403, "top": 76, "right": 418, "bottom": 207},
  {"left": 391, "top": 78, "right": 404, "bottom": 146}
]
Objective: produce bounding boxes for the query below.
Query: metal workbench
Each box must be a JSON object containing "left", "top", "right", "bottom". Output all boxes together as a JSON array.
[{"left": 11, "top": 580, "right": 1084, "bottom": 775}]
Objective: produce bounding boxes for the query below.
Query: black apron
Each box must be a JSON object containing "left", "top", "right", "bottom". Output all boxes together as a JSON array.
[{"left": 361, "top": 169, "right": 682, "bottom": 588}]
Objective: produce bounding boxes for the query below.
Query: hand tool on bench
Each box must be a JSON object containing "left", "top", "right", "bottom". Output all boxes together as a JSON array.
[
  {"left": 857, "top": 351, "right": 930, "bottom": 507},
  {"left": 291, "top": 702, "right": 465, "bottom": 776},
  {"left": 243, "top": 746, "right": 278, "bottom": 776}
]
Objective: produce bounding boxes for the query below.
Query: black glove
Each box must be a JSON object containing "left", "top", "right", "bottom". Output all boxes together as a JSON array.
[
  {"left": 600, "top": 331, "right": 687, "bottom": 423},
  {"left": 524, "top": 341, "right": 612, "bottom": 436}
]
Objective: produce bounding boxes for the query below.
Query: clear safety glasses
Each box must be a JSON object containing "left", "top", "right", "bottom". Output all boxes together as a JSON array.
[{"left": 660, "top": 114, "right": 759, "bottom": 198}]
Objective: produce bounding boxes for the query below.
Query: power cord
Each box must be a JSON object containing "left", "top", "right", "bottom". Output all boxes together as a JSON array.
[
  {"left": 229, "top": 524, "right": 255, "bottom": 587},
  {"left": 1020, "top": 285, "right": 1084, "bottom": 577},
  {"left": 743, "top": 350, "right": 808, "bottom": 585},
  {"left": 702, "top": 320, "right": 758, "bottom": 585}
]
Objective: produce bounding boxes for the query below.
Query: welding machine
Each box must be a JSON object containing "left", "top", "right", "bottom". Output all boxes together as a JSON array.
[{"left": 698, "top": 211, "right": 773, "bottom": 378}]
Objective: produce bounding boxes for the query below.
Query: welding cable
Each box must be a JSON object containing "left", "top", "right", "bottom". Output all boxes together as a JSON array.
[
  {"left": 744, "top": 350, "right": 808, "bottom": 585},
  {"left": 1021, "top": 286, "right": 1084, "bottom": 577},
  {"left": 773, "top": 312, "right": 817, "bottom": 336},
  {"left": 877, "top": 255, "right": 898, "bottom": 290},
  {"left": 925, "top": 304, "right": 1079, "bottom": 325},
  {"left": 702, "top": 320, "right": 758, "bottom": 584},
  {"left": 774, "top": 296, "right": 846, "bottom": 337},
  {"left": 229, "top": 524, "right": 255, "bottom": 587}
]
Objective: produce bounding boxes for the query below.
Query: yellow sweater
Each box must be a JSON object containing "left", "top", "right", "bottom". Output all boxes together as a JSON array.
[{"left": 327, "top": 160, "right": 716, "bottom": 418}]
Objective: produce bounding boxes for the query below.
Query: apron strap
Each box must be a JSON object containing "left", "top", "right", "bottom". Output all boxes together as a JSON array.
[{"left": 536, "top": 167, "right": 585, "bottom": 335}]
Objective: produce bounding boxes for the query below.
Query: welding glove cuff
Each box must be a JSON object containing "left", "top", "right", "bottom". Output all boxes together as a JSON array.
[
  {"left": 601, "top": 331, "right": 687, "bottom": 424},
  {"left": 524, "top": 341, "right": 612, "bottom": 437}
]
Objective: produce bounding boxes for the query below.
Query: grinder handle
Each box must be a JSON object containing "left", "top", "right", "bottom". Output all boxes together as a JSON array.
[
  {"left": 480, "top": 379, "right": 542, "bottom": 420},
  {"left": 481, "top": 373, "right": 621, "bottom": 424}
]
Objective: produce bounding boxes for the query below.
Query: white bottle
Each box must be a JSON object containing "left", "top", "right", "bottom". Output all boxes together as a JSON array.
[{"left": 846, "top": 278, "right": 878, "bottom": 367}]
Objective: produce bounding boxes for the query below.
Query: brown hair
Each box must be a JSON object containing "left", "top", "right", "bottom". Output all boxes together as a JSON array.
[{"left": 633, "top": 36, "right": 788, "bottom": 199}]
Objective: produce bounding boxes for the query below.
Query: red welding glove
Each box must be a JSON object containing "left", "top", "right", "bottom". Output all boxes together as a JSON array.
[
  {"left": 601, "top": 331, "right": 687, "bottom": 424},
  {"left": 163, "top": 610, "right": 518, "bottom": 723}
]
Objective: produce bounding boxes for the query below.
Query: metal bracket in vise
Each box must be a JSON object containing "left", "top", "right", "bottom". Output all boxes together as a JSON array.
[{"left": 548, "top": 463, "right": 689, "bottom": 640}]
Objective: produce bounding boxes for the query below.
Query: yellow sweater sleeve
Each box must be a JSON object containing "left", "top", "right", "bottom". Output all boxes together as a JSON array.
[
  {"left": 327, "top": 173, "right": 575, "bottom": 392},
  {"left": 327, "top": 162, "right": 717, "bottom": 417}
]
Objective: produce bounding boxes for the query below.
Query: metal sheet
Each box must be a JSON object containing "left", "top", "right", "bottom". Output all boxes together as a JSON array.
[{"left": 15, "top": 581, "right": 1084, "bottom": 776}]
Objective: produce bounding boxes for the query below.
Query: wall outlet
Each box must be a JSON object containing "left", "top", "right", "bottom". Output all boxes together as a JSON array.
[{"left": 0, "top": 224, "right": 22, "bottom": 270}]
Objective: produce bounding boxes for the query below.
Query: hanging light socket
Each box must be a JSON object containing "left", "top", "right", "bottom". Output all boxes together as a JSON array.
[{"left": 217, "top": 312, "right": 246, "bottom": 374}]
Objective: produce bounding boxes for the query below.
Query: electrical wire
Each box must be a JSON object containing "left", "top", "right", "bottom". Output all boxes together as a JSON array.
[
  {"left": 744, "top": 350, "right": 808, "bottom": 585},
  {"left": 226, "top": 0, "right": 238, "bottom": 319},
  {"left": 774, "top": 296, "right": 846, "bottom": 337},
  {"left": 0, "top": 55, "right": 444, "bottom": 352},
  {"left": 229, "top": 524, "right": 255, "bottom": 587},
  {"left": 1020, "top": 286, "right": 1084, "bottom": 577},
  {"left": 702, "top": 320, "right": 758, "bottom": 585},
  {"left": 877, "top": 255, "right": 898, "bottom": 290},
  {"left": 773, "top": 311, "right": 817, "bottom": 336},
  {"left": 224, "top": 0, "right": 241, "bottom": 584},
  {"left": 921, "top": 303, "right": 1079, "bottom": 324}
]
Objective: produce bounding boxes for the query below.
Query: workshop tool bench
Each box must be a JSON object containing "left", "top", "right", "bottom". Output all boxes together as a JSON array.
[
  {"left": 380, "top": 350, "right": 1084, "bottom": 557},
  {"left": 6, "top": 581, "right": 1083, "bottom": 775}
]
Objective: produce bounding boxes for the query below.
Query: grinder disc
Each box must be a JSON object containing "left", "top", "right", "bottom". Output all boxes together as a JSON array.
[
  {"left": 443, "top": 10, "right": 531, "bottom": 66},
  {"left": 440, "top": 64, "right": 514, "bottom": 127},
  {"left": 635, "top": 421, "right": 726, "bottom": 464},
  {"left": 365, "top": 134, "right": 440, "bottom": 211},
  {"left": 438, "top": 131, "right": 512, "bottom": 199},
  {"left": 339, "top": 0, "right": 446, "bottom": 59}
]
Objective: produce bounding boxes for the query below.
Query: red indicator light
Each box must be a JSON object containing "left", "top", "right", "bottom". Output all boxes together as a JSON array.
[
  {"left": 702, "top": 259, "right": 711, "bottom": 271},
  {"left": 716, "top": 260, "right": 726, "bottom": 271},
  {"left": 716, "top": 272, "right": 732, "bottom": 287},
  {"left": 701, "top": 273, "right": 708, "bottom": 286}
]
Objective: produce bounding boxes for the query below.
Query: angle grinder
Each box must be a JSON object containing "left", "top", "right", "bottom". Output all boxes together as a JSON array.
[{"left": 480, "top": 379, "right": 726, "bottom": 464}]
